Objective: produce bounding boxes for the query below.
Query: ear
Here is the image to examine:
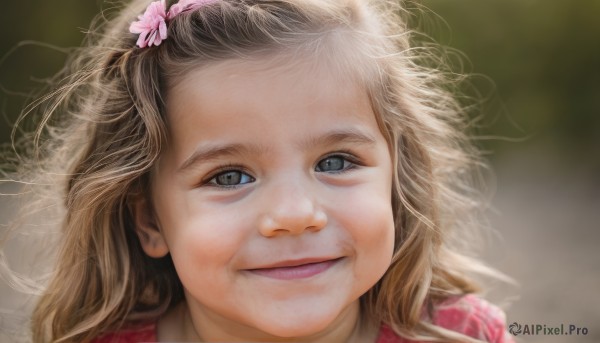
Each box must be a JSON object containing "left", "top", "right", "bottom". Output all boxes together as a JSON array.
[{"left": 131, "top": 195, "right": 170, "bottom": 258}]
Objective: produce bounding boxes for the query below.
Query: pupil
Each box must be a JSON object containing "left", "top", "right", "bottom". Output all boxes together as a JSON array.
[{"left": 218, "top": 171, "right": 241, "bottom": 185}]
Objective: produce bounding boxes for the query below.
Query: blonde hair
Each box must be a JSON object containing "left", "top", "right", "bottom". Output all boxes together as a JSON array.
[{"left": 3, "top": 0, "right": 501, "bottom": 342}]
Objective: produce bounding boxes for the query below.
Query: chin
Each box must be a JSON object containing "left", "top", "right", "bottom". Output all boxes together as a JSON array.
[
  {"left": 253, "top": 308, "right": 339, "bottom": 338},
  {"left": 260, "top": 322, "right": 330, "bottom": 339}
]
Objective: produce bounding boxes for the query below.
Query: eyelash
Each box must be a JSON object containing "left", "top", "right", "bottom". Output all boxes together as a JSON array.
[
  {"left": 315, "top": 152, "right": 360, "bottom": 174},
  {"left": 200, "top": 152, "right": 362, "bottom": 189},
  {"left": 202, "top": 164, "right": 254, "bottom": 189}
]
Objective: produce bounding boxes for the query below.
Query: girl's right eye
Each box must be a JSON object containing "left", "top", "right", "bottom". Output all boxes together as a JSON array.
[{"left": 206, "top": 170, "right": 255, "bottom": 187}]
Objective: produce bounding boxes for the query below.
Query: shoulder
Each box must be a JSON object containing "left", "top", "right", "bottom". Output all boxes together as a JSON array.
[
  {"left": 432, "top": 294, "right": 513, "bottom": 342},
  {"left": 90, "top": 322, "right": 157, "bottom": 343},
  {"left": 376, "top": 294, "right": 515, "bottom": 343}
]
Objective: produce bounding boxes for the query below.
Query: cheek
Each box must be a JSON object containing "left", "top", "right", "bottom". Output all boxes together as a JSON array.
[
  {"left": 351, "top": 195, "right": 395, "bottom": 257},
  {"left": 156, "top": 195, "right": 252, "bottom": 286},
  {"left": 332, "top": 183, "right": 395, "bottom": 275}
]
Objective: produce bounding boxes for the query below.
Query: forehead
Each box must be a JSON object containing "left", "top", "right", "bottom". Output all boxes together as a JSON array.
[
  {"left": 167, "top": 52, "right": 363, "bottom": 102},
  {"left": 162, "top": 53, "right": 383, "bottom": 164},
  {"left": 166, "top": 52, "right": 371, "bottom": 120}
]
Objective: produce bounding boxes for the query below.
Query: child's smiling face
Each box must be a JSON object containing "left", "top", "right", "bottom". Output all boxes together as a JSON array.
[{"left": 137, "top": 55, "right": 395, "bottom": 340}]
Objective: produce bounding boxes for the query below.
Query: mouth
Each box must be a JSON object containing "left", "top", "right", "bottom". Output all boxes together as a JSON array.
[{"left": 245, "top": 257, "right": 344, "bottom": 280}]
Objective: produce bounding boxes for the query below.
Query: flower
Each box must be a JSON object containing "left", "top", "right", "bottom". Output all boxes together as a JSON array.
[
  {"left": 168, "top": 0, "right": 217, "bottom": 18},
  {"left": 129, "top": 0, "right": 169, "bottom": 48},
  {"left": 129, "top": 0, "right": 219, "bottom": 48}
]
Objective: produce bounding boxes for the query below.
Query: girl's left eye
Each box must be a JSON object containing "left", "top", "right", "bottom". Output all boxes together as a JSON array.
[
  {"left": 207, "top": 170, "right": 255, "bottom": 187},
  {"left": 315, "top": 155, "right": 355, "bottom": 173}
]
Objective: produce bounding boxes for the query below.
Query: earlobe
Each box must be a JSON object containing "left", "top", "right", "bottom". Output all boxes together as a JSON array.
[{"left": 131, "top": 196, "right": 170, "bottom": 258}]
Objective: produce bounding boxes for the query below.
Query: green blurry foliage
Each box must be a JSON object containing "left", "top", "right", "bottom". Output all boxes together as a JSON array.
[
  {"left": 0, "top": 1, "right": 99, "bottom": 142},
  {"left": 421, "top": 0, "right": 600, "bottom": 159},
  {"left": 1, "top": 0, "right": 598, "bottom": 161}
]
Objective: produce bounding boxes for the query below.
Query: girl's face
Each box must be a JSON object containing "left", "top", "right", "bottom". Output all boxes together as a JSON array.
[{"left": 141, "top": 56, "right": 395, "bottom": 340}]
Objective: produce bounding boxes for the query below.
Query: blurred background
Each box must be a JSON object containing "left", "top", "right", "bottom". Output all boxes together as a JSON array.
[{"left": 0, "top": 0, "right": 598, "bottom": 342}]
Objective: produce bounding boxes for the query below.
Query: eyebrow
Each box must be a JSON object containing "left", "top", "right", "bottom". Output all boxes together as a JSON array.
[
  {"left": 300, "top": 128, "right": 377, "bottom": 150},
  {"left": 177, "top": 143, "right": 268, "bottom": 174},
  {"left": 177, "top": 128, "right": 377, "bottom": 174}
]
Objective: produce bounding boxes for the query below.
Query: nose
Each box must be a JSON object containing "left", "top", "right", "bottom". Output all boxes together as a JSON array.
[{"left": 257, "top": 177, "right": 328, "bottom": 237}]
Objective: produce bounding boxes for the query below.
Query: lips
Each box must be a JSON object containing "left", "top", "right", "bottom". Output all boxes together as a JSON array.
[{"left": 245, "top": 257, "right": 343, "bottom": 280}]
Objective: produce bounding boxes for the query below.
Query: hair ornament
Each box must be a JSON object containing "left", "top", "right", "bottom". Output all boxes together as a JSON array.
[{"left": 129, "top": 0, "right": 217, "bottom": 48}]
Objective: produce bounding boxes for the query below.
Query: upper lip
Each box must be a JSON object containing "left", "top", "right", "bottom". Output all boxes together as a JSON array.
[{"left": 248, "top": 257, "right": 342, "bottom": 270}]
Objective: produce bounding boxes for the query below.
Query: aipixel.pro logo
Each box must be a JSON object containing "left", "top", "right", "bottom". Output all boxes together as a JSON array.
[{"left": 509, "top": 321, "right": 589, "bottom": 336}]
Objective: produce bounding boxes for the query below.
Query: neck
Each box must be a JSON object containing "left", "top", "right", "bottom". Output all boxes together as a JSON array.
[{"left": 160, "top": 299, "right": 378, "bottom": 343}]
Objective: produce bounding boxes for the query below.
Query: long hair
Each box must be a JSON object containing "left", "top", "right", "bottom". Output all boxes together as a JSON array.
[{"left": 3, "top": 0, "right": 500, "bottom": 341}]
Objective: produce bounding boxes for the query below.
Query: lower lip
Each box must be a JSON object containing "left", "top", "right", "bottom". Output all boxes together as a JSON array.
[{"left": 247, "top": 258, "right": 342, "bottom": 280}]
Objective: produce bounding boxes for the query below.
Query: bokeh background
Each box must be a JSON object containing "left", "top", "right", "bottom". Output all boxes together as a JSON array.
[{"left": 1, "top": 0, "right": 598, "bottom": 342}]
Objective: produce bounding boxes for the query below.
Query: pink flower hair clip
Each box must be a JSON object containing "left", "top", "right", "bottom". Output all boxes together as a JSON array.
[{"left": 129, "top": 0, "right": 218, "bottom": 48}]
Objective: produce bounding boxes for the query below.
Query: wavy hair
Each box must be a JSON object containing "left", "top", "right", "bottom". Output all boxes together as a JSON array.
[{"left": 2, "top": 0, "right": 501, "bottom": 341}]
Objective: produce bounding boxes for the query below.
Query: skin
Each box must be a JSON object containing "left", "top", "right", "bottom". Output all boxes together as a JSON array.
[{"left": 134, "top": 55, "right": 395, "bottom": 342}]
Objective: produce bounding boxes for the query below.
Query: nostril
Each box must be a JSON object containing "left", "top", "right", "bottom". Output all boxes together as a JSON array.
[
  {"left": 257, "top": 211, "right": 327, "bottom": 237},
  {"left": 306, "top": 225, "right": 321, "bottom": 233}
]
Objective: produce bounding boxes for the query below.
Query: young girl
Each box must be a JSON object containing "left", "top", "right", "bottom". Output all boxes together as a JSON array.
[{"left": 3, "top": 0, "right": 515, "bottom": 342}]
